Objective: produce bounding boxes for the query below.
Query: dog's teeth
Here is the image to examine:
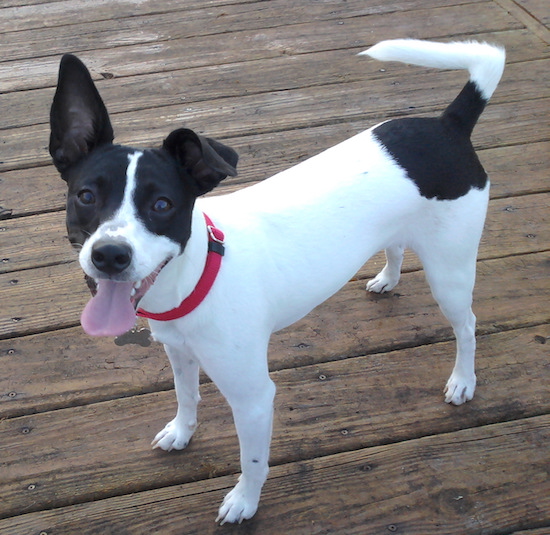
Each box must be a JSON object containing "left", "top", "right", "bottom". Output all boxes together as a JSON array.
[
  {"left": 131, "top": 288, "right": 136, "bottom": 297},
  {"left": 134, "top": 281, "right": 142, "bottom": 290}
]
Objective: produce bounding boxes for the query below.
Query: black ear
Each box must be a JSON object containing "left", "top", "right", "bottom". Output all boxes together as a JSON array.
[
  {"left": 163, "top": 128, "right": 238, "bottom": 196},
  {"left": 49, "top": 54, "right": 114, "bottom": 173}
]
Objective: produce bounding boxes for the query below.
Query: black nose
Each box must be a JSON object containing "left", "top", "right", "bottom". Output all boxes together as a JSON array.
[{"left": 91, "top": 242, "right": 132, "bottom": 275}]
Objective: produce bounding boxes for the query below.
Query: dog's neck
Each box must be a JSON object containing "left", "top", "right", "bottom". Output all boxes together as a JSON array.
[{"left": 137, "top": 207, "right": 209, "bottom": 314}]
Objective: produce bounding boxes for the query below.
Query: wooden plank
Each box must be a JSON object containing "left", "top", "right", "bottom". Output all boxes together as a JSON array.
[
  {"left": 0, "top": 328, "right": 548, "bottom": 520},
  {"left": 265, "top": 251, "right": 550, "bottom": 370},
  {"left": 1, "top": 247, "right": 549, "bottom": 341},
  {"left": 483, "top": 141, "right": 550, "bottom": 199},
  {"left": 3, "top": 36, "right": 549, "bottom": 131},
  {"left": 2, "top": 189, "right": 548, "bottom": 274},
  {"left": 1, "top": 417, "right": 548, "bottom": 533},
  {"left": 512, "top": 529, "right": 550, "bottom": 535},
  {"left": 3, "top": 415, "right": 549, "bottom": 534},
  {"left": 0, "top": 0, "right": 257, "bottom": 33},
  {"left": 481, "top": 193, "right": 550, "bottom": 261},
  {"left": 494, "top": 0, "right": 550, "bottom": 43},
  {"left": 1, "top": 211, "right": 72, "bottom": 273},
  {"left": 1, "top": 0, "right": 486, "bottom": 63},
  {"left": 1, "top": 236, "right": 549, "bottom": 338},
  {"left": 1, "top": 132, "right": 548, "bottom": 220},
  {"left": 2, "top": 72, "right": 549, "bottom": 173},
  {"left": 0, "top": 324, "right": 170, "bottom": 418},
  {"left": 0, "top": 3, "right": 522, "bottom": 93},
  {"left": 1, "top": 249, "right": 549, "bottom": 417},
  {"left": 516, "top": 0, "right": 550, "bottom": 27},
  {"left": 1, "top": 0, "right": 66, "bottom": 8}
]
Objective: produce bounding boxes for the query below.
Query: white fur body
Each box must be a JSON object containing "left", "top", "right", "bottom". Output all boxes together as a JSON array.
[
  {"left": 51, "top": 38, "right": 505, "bottom": 524},
  {"left": 141, "top": 39, "right": 504, "bottom": 522},
  {"left": 140, "top": 126, "right": 489, "bottom": 523},
  {"left": 141, "top": 128, "right": 488, "bottom": 335}
]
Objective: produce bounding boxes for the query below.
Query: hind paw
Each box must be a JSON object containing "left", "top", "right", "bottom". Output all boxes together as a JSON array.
[{"left": 366, "top": 272, "right": 399, "bottom": 293}]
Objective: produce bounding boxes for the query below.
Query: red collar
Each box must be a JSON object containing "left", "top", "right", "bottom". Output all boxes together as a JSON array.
[{"left": 136, "top": 213, "right": 224, "bottom": 321}]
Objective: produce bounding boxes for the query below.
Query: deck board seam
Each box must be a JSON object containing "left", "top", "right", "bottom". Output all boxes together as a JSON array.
[{"left": 2, "top": 319, "right": 547, "bottom": 419}]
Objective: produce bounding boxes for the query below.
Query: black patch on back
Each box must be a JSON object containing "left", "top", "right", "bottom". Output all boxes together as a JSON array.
[{"left": 373, "top": 81, "right": 489, "bottom": 200}]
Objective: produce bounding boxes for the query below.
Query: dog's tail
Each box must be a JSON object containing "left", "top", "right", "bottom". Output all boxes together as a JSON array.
[{"left": 360, "top": 39, "right": 505, "bottom": 135}]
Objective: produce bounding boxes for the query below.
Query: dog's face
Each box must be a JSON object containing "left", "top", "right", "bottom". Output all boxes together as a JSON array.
[{"left": 49, "top": 54, "right": 238, "bottom": 335}]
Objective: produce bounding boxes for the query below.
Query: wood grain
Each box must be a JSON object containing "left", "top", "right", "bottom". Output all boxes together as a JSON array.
[
  {"left": 1, "top": 0, "right": 548, "bottom": 532},
  {"left": 0, "top": 326, "right": 548, "bottom": 519}
]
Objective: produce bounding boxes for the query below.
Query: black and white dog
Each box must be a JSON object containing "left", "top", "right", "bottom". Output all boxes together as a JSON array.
[{"left": 50, "top": 39, "right": 505, "bottom": 523}]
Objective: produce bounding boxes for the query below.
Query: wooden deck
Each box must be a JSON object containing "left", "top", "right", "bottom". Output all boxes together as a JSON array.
[{"left": 1, "top": 0, "right": 549, "bottom": 533}]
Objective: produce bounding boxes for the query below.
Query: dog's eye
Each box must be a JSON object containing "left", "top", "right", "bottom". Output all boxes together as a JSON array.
[
  {"left": 152, "top": 197, "right": 173, "bottom": 213},
  {"left": 77, "top": 189, "right": 96, "bottom": 205}
]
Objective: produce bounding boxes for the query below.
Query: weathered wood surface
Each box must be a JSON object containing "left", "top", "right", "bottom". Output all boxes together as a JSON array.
[
  {"left": 1, "top": 327, "right": 549, "bottom": 520},
  {"left": 1, "top": 416, "right": 548, "bottom": 534},
  {"left": 3, "top": 63, "right": 550, "bottom": 172},
  {"left": 2, "top": 191, "right": 549, "bottom": 275},
  {"left": 1, "top": 253, "right": 549, "bottom": 418},
  {"left": 1, "top": 0, "right": 548, "bottom": 533},
  {"left": 0, "top": 2, "right": 523, "bottom": 93}
]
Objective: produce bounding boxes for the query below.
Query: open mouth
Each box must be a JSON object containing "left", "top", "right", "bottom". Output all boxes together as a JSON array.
[{"left": 81, "top": 258, "right": 171, "bottom": 337}]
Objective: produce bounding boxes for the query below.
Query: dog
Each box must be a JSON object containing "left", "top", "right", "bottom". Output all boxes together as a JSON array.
[{"left": 49, "top": 39, "right": 505, "bottom": 523}]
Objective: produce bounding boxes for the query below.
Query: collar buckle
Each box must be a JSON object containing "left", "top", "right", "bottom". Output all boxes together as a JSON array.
[{"left": 207, "top": 224, "right": 224, "bottom": 244}]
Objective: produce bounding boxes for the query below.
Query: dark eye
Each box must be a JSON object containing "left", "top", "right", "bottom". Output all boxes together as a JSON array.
[
  {"left": 77, "top": 189, "right": 95, "bottom": 205},
  {"left": 152, "top": 197, "right": 173, "bottom": 213}
]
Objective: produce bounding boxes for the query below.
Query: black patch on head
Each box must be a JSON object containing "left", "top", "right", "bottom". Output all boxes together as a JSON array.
[
  {"left": 63, "top": 145, "right": 134, "bottom": 247},
  {"left": 50, "top": 53, "right": 239, "bottom": 255},
  {"left": 133, "top": 149, "right": 196, "bottom": 250},
  {"left": 373, "top": 80, "right": 489, "bottom": 200}
]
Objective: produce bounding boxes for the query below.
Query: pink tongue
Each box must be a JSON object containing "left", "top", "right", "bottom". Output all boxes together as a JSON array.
[{"left": 81, "top": 280, "right": 136, "bottom": 337}]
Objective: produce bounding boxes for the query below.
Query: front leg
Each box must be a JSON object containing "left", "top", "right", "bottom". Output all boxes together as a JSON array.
[
  {"left": 216, "top": 377, "right": 276, "bottom": 524},
  {"left": 152, "top": 344, "right": 200, "bottom": 451},
  {"left": 195, "top": 336, "right": 275, "bottom": 524}
]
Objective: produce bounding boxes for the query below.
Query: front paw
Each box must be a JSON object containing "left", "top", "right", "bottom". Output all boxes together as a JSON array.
[
  {"left": 151, "top": 418, "right": 196, "bottom": 451},
  {"left": 216, "top": 477, "right": 260, "bottom": 525},
  {"left": 444, "top": 372, "right": 476, "bottom": 405}
]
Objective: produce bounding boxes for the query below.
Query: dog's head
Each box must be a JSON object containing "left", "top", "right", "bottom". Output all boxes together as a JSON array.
[{"left": 49, "top": 54, "right": 238, "bottom": 336}]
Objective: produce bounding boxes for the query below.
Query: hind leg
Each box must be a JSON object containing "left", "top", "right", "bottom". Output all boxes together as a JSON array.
[
  {"left": 367, "top": 244, "right": 404, "bottom": 293},
  {"left": 418, "top": 248, "right": 479, "bottom": 405}
]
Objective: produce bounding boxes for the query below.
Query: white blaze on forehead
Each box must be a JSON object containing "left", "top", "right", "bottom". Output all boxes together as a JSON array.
[
  {"left": 124, "top": 151, "right": 142, "bottom": 205},
  {"left": 104, "top": 151, "right": 143, "bottom": 238}
]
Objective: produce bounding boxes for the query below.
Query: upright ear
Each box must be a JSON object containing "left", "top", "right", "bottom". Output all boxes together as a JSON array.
[
  {"left": 163, "top": 128, "right": 238, "bottom": 195},
  {"left": 49, "top": 54, "right": 114, "bottom": 173}
]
